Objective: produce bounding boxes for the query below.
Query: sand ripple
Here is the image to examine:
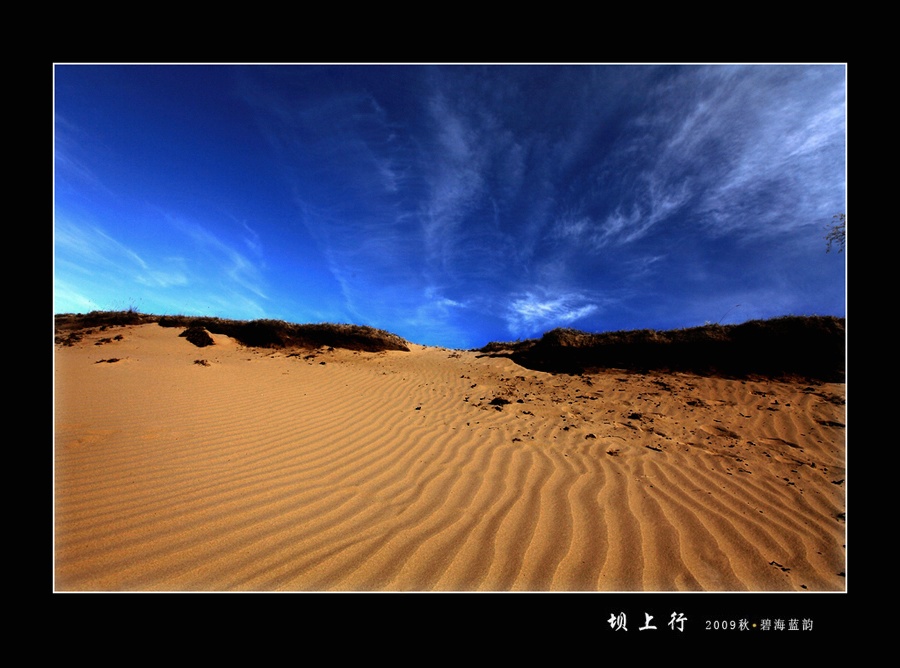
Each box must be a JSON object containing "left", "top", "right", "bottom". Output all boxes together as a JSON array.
[{"left": 55, "top": 325, "right": 846, "bottom": 591}]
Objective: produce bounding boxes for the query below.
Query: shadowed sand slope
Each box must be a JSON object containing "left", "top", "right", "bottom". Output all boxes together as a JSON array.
[{"left": 54, "top": 323, "right": 846, "bottom": 591}]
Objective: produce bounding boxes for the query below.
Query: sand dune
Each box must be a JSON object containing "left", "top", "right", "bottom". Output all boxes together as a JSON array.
[{"left": 54, "top": 321, "right": 846, "bottom": 591}]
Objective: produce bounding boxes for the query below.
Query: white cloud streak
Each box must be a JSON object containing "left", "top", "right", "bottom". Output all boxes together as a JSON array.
[
  {"left": 506, "top": 291, "right": 599, "bottom": 338},
  {"left": 55, "top": 210, "right": 271, "bottom": 318},
  {"left": 657, "top": 66, "right": 845, "bottom": 236},
  {"left": 54, "top": 115, "right": 116, "bottom": 199},
  {"left": 55, "top": 218, "right": 149, "bottom": 273},
  {"left": 545, "top": 65, "right": 845, "bottom": 255},
  {"left": 169, "top": 216, "right": 269, "bottom": 300}
]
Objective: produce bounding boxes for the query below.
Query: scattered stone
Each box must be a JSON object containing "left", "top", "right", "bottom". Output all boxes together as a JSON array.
[{"left": 194, "top": 359, "right": 211, "bottom": 366}]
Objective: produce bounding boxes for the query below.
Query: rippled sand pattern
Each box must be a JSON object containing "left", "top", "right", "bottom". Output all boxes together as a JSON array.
[{"left": 55, "top": 324, "right": 846, "bottom": 591}]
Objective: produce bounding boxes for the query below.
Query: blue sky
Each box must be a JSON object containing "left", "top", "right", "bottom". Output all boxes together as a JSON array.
[{"left": 54, "top": 64, "right": 846, "bottom": 349}]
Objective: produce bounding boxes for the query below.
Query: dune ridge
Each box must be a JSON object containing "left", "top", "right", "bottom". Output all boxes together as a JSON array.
[
  {"left": 54, "top": 314, "right": 846, "bottom": 591},
  {"left": 480, "top": 315, "right": 845, "bottom": 381}
]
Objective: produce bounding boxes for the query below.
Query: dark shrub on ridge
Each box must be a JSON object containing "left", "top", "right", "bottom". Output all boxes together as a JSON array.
[
  {"left": 179, "top": 326, "right": 215, "bottom": 347},
  {"left": 56, "top": 311, "right": 410, "bottom": 353},
  {"left": 481, "top": 316, "right": 844, "bottom": 382}
]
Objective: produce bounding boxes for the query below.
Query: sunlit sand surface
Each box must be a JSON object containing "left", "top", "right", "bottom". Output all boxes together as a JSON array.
[{"left": 55, "top": 323, "right": 845, "bottom": 591}]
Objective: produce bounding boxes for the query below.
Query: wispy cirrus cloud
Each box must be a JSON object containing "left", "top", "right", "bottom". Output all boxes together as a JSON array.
[
  {"left": 240, "top": 71, "right": 426, "bottom": 326},
  {"left": 541, "top": 65, "right": 845, "bottom": 258},
  {"left": 53, "top": 279, "right": 103, "bottom": 313},
  {"left": 167, "top": 215, "right": 269, "bottom": 301},
  {"left": 230, "top": 65, "right": 844, "bottom": 346},
  {"left": 54, "top": 218, "right": 159, "bottom": 313},
  {"left": 506, "top": 291, "right": 600, "bottom": 339},
  {"left": 55, "top": 217, "right": 149, "bottom": 273},
  {"left": 646, "top": 65, "right": 845, "bottom": 237},
  {"left": 54, "top": 115, "right": 114, "bottom": 199},
  {"left": 421, "top": 91, "right": 487, "bottom": 272},
  {"left": 54, "top": 210, "right": 270, "bottom": 318}
]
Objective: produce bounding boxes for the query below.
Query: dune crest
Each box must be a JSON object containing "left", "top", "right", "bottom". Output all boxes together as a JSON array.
[{"left": 54, "top": 319, "right": 845, "bottom": 591}]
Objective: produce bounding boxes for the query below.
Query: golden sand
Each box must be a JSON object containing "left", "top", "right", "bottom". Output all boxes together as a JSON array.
[{"left": 54, "top": 323, "right": 846, "bottom": 591}]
